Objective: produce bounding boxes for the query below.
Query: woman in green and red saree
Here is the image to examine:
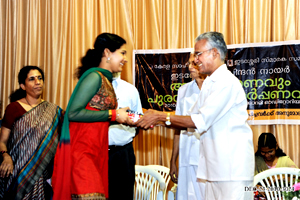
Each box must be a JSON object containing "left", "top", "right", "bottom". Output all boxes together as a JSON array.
[
  {"left": 52, "top": 33, "right": 133, "bottom": 200},
  {"left": 0, "top": 66, "right": 63, "bottom": 199}
]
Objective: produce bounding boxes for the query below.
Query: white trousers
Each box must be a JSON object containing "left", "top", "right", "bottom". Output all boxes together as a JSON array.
[
  {"left": 205, "top": 180, "right": 253, "bottom": 200},
  {"left": 177, "top": 165, "right": 206, "bottom": 200}
]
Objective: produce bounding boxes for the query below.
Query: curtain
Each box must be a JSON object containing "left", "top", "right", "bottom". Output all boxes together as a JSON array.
[{"left": 1, "top": 0, "right": 300, "bottom": 174}]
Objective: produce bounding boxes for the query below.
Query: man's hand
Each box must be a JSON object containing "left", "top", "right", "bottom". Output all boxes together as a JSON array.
[{"left": 169, "top": 160, "right": 178, "bottom": 183}]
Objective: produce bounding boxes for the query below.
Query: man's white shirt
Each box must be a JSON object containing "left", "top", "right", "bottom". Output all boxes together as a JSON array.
[
  {"left": 190, "top": 64, "right": 254, "bottom": 181},
  {"left": 109, "top": 76, "right": 143, "bottom": 146}
]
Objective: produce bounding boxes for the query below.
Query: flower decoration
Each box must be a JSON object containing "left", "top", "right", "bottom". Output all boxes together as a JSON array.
[
  {"left": 294, "top": 183, "right": 300, "bottom": 192},
  {"left": 283, "top": 176, "right": 300, "bottom": 200}
]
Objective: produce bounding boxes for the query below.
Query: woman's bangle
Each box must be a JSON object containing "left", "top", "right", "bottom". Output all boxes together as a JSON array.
[{"left": 111, "top": 110, "right": 117, "bottom": 121}]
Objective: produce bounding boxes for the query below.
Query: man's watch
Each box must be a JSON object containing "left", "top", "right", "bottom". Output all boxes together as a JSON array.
[{"left": 165, "top": 113, "right": 171, "bottom": 125}]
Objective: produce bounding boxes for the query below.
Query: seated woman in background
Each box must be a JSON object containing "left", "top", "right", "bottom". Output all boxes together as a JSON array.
[
  {"left": 255, "top": 132, "right": 297, "bottom": 175},
  {"left": 0, "top": 66, "right": 63, "bottom": 199}
]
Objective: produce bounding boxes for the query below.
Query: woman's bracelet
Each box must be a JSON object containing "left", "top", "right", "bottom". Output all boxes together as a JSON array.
[
  {"left": 108, "top": 110, "right": 113, "bottom": 120},
  {"left": 1, "top": 151, "right": 8, "bottom": 155}
]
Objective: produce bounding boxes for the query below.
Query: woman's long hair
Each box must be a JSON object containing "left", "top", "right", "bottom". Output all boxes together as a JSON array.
[
  {"left": 255, "top": 132, "right": 286, "bottom": 157},
  {"left": 75, "top": 33, "right": 126, "bottom": 79},
  {"left": 9, "top": 66, "right": 45, "bottom": 102}
]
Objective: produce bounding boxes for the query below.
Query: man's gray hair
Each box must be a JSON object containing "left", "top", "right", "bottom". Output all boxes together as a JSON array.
[{"left": 195, "top": 32, "right": 227, "bottom": 61}]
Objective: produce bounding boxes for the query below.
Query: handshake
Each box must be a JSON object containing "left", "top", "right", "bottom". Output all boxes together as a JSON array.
[
  {"left": 126, "top": 109, "right": 154, "bottom": 128},
  {"left": 117, "top": 107, "right": 162, "bottom": 129}
]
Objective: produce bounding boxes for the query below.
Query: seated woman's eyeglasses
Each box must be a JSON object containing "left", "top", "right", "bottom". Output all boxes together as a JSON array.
[{"left": 261, "top": 149, "right": 275, "bottom": 155}]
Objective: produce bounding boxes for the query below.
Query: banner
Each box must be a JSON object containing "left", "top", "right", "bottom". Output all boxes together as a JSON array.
[
  {"left": 133, "top": 49, "right": 193, "bottom": 111},
  {"left": 133, "top": 41, "right": 300, "bottom": 125}
]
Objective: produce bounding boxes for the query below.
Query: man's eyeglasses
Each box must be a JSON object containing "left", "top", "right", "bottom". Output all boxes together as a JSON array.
[{"left": 194, "top": 49, "right": 213, "bottom": 59}]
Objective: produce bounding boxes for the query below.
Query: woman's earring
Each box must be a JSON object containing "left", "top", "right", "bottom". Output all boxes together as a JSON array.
[{"left": 106, "top": 57, "right": 111, "bottom": 63}]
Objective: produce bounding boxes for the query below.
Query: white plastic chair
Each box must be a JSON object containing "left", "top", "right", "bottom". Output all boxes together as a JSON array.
[
  {"left": 167, "top": 184, "right": 177, "bottom": 200},
  {"left": 135, "top": 165, "right": 166, "bottom": 200},
  {"left": 253, "top": 167, "right": 300, "bottom": 200},
  {"left": 147, "top": 165, "right": 171, "bottom": 200}
]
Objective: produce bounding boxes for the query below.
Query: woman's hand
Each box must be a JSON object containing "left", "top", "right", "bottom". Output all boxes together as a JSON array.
[
  {"left": 116, "top": 107, "right": 134, "bottom": 125},
  {"left": 0, "top": 154, "right": 14, "bottom": 178},
  {"left": 0, "top": 127, "right": 13, "bottom": 178}
]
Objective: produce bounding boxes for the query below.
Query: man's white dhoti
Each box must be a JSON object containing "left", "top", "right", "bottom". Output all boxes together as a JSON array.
[
  {"left": 177, "top": 161, "right": 205, "bottom": 200},
  {"left": 205, "top": 181, "right": 253, "bottom": 200}
]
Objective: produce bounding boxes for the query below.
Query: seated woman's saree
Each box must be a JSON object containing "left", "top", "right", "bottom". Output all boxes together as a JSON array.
[
  {"left": 255, "top": 156, "right": 298, "bottom": 175},
  {"left": 52, "top": 68, "right": 117, "bottom": 200},
  {"left": 0, "top": 101, "right": 63, "bottom": 199}
]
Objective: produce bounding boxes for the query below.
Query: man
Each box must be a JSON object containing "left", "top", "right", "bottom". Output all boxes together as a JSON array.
[
  {"left": 108, "top": 73, "right": 143, "bottom": 200},
  {"left": 135, "top": 32, "right": 254, "bottom": 200},
  {"left": 170, "top": 54, "right": 206, "bottom": 200}
]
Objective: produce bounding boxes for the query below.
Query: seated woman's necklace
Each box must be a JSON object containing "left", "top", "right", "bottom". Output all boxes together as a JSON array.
[
  {"left": 25, "top": 97, "right": 41, "bottom": 108},
  {"left": 265, "top": 157, "right": 278, "bottom": 167}
]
